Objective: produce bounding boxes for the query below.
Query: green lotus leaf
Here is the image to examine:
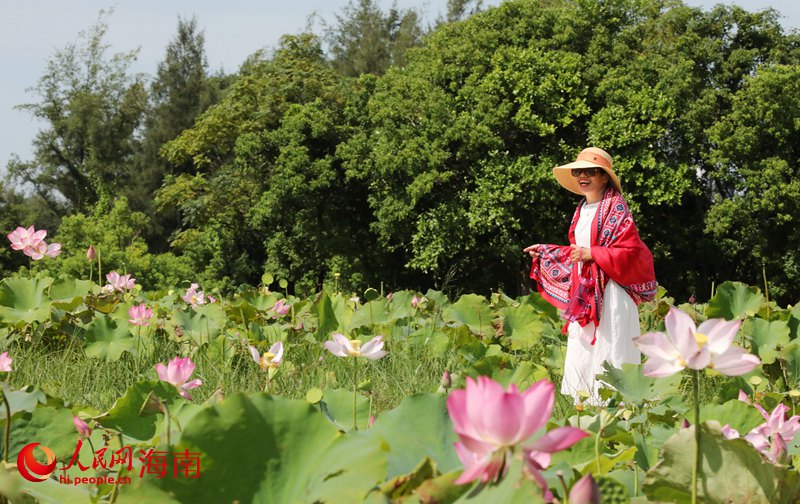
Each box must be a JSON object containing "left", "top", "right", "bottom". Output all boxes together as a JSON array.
[
  {"left": 83, "top": 314, "right": 135, "bottom": 361},
  {"left": 95, "top": 381, "right": 180, "bottom": 441},
  {"left": 706, "top": 281, "right": 764, "bottom": 320},
  {"left": 366, "top": 393, "right": 460, "bottom": 478},
  {"left": 747, "top": 318, "right": 790, "bottom": 365},
  {"left": 117, "top": 393, "right": 388, "bottom": 504},
  {"left": 0, "top": 277, "right": 53, "bottom": 325},
  {"left": 49, "top": 277, "right": 93, "bottom": 310},
  {"left": 598, "top": 362, "right": 683, "bottom": 404},
  {"left": 318, "top": 388, "right": 370, "bottom": 431},
  {"left": 0, "top": 405, "right": 77, "bottom": 461},
  {"left": 442, "top": 294, "right": 495, "bottom": 338},
  {"left": 643, "top": 421, "right": 800, "bottom": 503},
  {"left": 502, "top": 302, "right": 545, "bottom": 349}
]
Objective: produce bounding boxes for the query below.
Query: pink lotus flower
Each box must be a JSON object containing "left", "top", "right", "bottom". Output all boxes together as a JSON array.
[
  {"left": 721, "top": 423, "right": 740, "bottom": 440},
  {"left": 73, "top": 416, "right": 91, "bottom": 438},
  {"left": 569, "top": 473, "right": 601, "bottom": 504},
  {"left": 744, "top": 403, "right": 800, "bottom": 463},
  {"left": 6, "top": 226, "right": 46, "bottom": 251},
  {"left": 324, "top": 334, "right": 387, "bottom": 360},
  {"left": 183, "top": 283, "right": 209, "bottom": 307},
  {"left": 634, "top": 307, "right": 760, "bottom": 377},
  {"left": 248, "top": 341, "right": 284, "bottom": 371},
  {"left": 270, "top": 299, "right": 290, "bottom": 318},
  {"left": 155, "top": 357, "right": 202, "bottom": 400},
  {"left": 86, "top": 245, "right": 96, "bottom": 261},
  {"left": 447, "top": 376, "right": 588, "bottom": 489},
  {"left": 103, "top": 271, "right": 136, "bottom": 293},
  {"left": 128, "top": 304, "right": 153, "bottom": 327},
  {"left": 411, "top": 295, "right": 420, "bottom": 308},
  {"left": 23, "top": 240, "right": 61, "bottom": 260},
  {"left": 0, "top": 352, "right": 12, "bottom": 372}
]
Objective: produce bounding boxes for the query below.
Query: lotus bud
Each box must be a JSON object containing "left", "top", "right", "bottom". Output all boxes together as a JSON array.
[
  {"left": 73, "top": 416, "right": 91, "bottom": 438},
  {"left": 411, "top": 295, "right": 420, "bottom": 308},
  {"left": 568, "top": 473, "right": 601, "bottom": 504},
  {"left": 86, "top": 245, "right": 96, "bottom": 261},
  {"left": 440, "top": 370, "right": 452, "bottom": 389},
  {"left": 369, "top": 415, "right": 376, "bottom": 428}
]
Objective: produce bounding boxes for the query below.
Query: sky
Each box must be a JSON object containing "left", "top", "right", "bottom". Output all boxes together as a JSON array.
[{"left": 1, "top": 0, "right": 798, "bottom": 176}]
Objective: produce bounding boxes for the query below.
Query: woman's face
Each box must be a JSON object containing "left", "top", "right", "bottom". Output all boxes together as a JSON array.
[{"left": 574, "top": 168, "right": 609, "bottom": 202}]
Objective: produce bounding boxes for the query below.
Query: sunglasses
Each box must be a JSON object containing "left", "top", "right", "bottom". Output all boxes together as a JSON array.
[{"left": 571, "top": 168, "right": 602, "bottom": 177}]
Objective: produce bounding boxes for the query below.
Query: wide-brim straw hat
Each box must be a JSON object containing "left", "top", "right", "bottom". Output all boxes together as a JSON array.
[{"left": 553, "top": 147, "right": 622, "bottom": 195}]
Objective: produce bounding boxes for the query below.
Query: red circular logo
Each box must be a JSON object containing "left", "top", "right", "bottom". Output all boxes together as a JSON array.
[{"left": 17, "top": 443, "right": 57, "bottom": 482}]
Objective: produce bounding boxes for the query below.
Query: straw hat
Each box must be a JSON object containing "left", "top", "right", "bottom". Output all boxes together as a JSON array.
[{"left": 553, "top": 147, "right": 622, "bottom": 195}]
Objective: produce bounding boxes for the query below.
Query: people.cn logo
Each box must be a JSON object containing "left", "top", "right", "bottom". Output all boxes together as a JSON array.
[{"left": 17, "top": 443, "right": 57, "bottom": 482}]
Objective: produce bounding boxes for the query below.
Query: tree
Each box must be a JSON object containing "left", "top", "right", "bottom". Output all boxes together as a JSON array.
[
  {"left": 158, "top": 34, "right": 376, "bottom": 293},
  {"left": 325, "top": 0, "right": 424, "bottom": 77},
  {"left": 443, "top": 0, "right": 484, "bottom": 23},
  {"left": 343, "top": 0, "right": 800, "bottom": 299},
  {"left": 8, "top": 10, "right": 146, "bottom": 215},
  {"left": 129, "top": 16, "right": 224, "bottom": 250},
  {"left": 705, "top": 64, "right": 800, "bottom": 302}
]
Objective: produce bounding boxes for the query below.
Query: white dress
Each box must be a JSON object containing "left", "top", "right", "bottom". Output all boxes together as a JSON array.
[{"left": 561, "top": 201, "right": 641, "bottom": 405}]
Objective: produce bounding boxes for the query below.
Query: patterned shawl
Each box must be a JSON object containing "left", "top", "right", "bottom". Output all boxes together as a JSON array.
[{"left": 529, "top": 187, "right": 657, "bottom": 331}]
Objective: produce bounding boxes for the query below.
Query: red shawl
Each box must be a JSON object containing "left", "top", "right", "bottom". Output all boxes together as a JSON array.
[{"left": 529, "top": 188, "right": 657, "bottom": 332}]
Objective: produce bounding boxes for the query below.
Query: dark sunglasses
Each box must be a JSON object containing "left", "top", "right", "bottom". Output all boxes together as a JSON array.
[{"left": 571, "top": 168, "right": 602, "bottom": 177}]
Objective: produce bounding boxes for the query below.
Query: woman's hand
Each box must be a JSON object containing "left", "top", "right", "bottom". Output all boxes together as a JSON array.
[
  {"left": 523, "top": 244, "right": 542, "bottom": 257},
  {"left": 570, "top": 244, "right": 592, "bottom": 263}
]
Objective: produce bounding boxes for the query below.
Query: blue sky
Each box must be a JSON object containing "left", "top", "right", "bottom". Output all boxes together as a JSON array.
[{"left": 1, "top": 0, "right": 797, "bottom": 175}]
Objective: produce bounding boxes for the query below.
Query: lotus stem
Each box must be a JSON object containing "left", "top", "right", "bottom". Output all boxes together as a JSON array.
[
  {"left": 763, "top": 261, "right": 770, "bottom": 319},
  {"left": 557, "top": 470, "right": 569, "bottom": 504},
  {"left": 108, "top": 434, "right": 124, "bottom": 504},
  {"left": 2, "top": 392, "right": 10, "bottom": 463},
  {"left": 594, "top": 424, "right": 603, "bottom": 474},
  {"left": 353, "top": 356, "right": 358, "bottom": 431},
  {"left": 692, "top": 369, "right": 700, "bottom": 504}
]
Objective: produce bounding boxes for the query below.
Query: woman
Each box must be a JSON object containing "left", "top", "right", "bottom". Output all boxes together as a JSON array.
[{"left": 524, "top": 147, "right": 657, "bottom": 404}]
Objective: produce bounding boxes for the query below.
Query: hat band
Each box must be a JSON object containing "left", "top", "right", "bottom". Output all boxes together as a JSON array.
[{"left": 576, "top": 151, "right": 612, "bottom": 170}]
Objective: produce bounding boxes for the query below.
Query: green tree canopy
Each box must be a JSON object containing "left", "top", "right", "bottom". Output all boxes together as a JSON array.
[{"left": 8, "top": 10, "right": 146, "bottom": 215}]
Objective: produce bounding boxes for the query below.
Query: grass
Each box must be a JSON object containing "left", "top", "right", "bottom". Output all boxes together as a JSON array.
[{"left": 6, "top": 330, "right": 454, "bottom": 415}]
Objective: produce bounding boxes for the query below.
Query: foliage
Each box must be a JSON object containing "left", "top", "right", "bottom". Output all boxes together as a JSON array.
[
  {"left": 0, "top": 273, "right": 797, "bottom": 502},
  {"left": 6, "top": 0, "right": 800, "bottom": 302},
  {"left": 46, "top": 197, "right": 194, "bottom": 290},
  {"left": 8, "top": 10, "right": 146, "bottom": 215},
  {"left": 129, "top": 16, "right": 227, "bottom": 250},
  {"left": 324, "top": 0, "right": 424, "bottom": 77}
]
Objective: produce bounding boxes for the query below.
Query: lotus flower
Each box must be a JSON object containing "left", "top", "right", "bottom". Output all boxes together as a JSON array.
[
  {"left": 569, "top": 473, "right": 601, "bottom": 504},
  {"left": 23, "top": 240, "right": 61, "bottom": 260},
  {"left": 73, "top": 416, "right": 91, "bottom": 438},
  {"left": 744, "top": 403, "right": 800, "bottom": 463},
  {"left": 155, "top": 357, "right": 202, "bottom": 400},
  {"left": 103, "top": 271, "right": 136, "bottom": 293},
  {"left": 721, "top": 423, "right": 740, "bottom": 440},
  {"left": 411, "top": 295, "right": 420, "bottom": 308},
  {"left": 6, "top": 226, "right": 46, "bottom": 251},
  {"left": 0, "top": 352, "right": 12, "bottom": 372},
  {"left": 634, "top": 307, "right": 760, "bottom": 377},
  {"left": 270, "top": 299, "right": 290, "bottom": 318},
  {"left": 86, "top": 245, "right": 96, "bottom": 261},
  {"left": 128, "top": 304, "right": 153, "bottom": 327},
  {"left": 324, "top": 334, "right": 387, "bottom": 360},
  {"left": 447, "top": 376, "right": 588, "bottom": 489},
  {"left": 183, "top": 283, "right": 208, "bottom": 307},
  {"left": 248, "top": 341, "right": 284, "bottom": 371}
]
